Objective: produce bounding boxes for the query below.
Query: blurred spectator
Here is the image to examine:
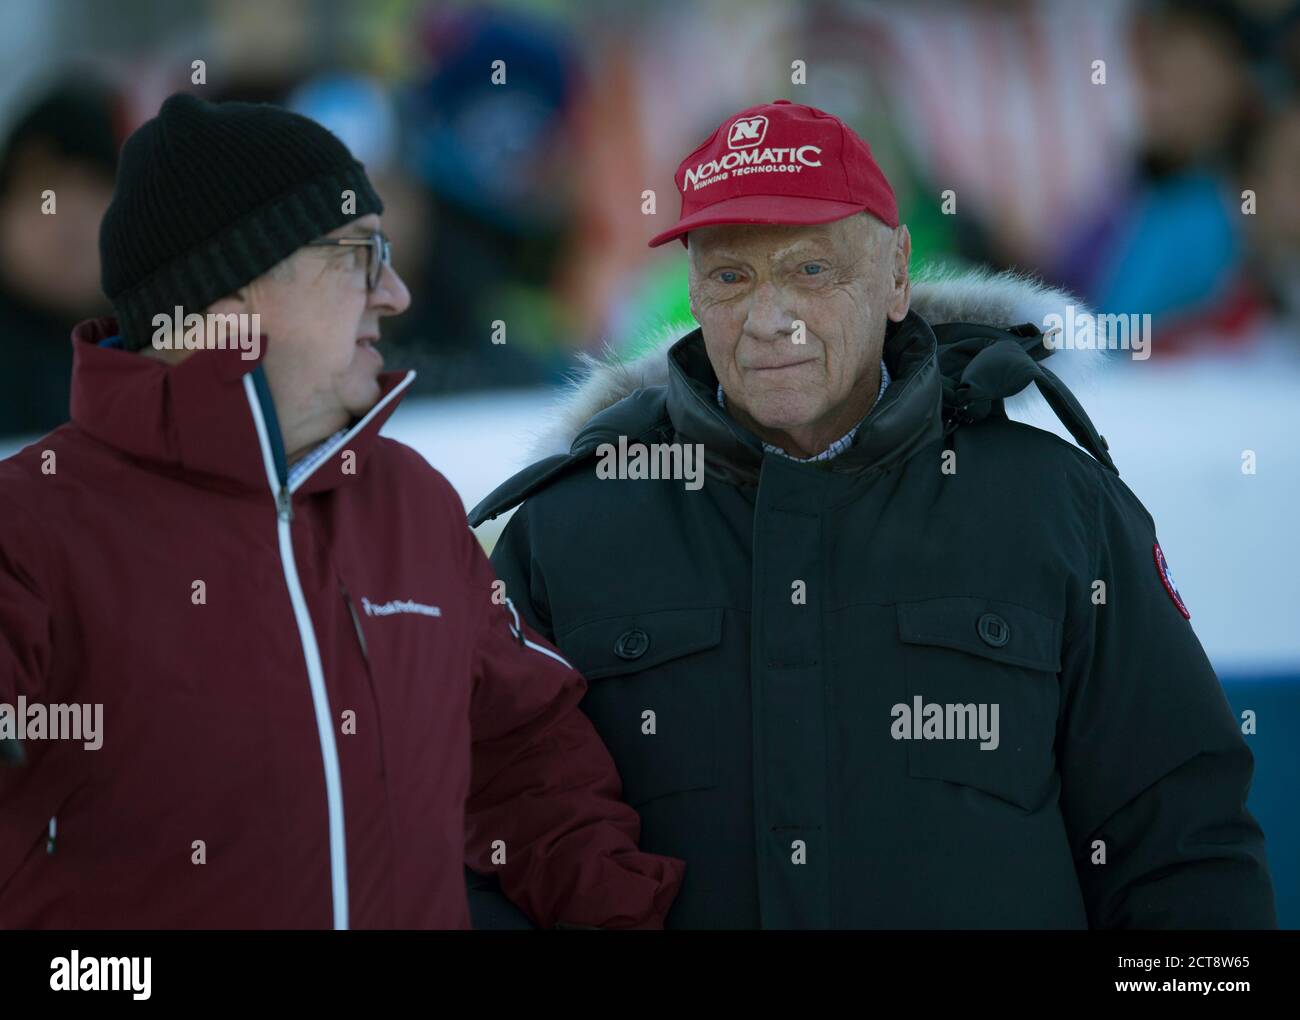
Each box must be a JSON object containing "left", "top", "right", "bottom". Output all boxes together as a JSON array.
[
  {"left": 288, "top": 72, "right": 434, "bottom": 341},
  {"left": 1051, "top": 1, "right": 1268, "bottom": 352},
  {"left": 1238, "top": 101, "right": 1300, "bottom": 332},
  {"left": 846, "top": 0, "right": 1141, "bottom": 271},
  {"left": 0, "top": 77, "right": 119, "bottom": 436},
  {"left": 389, "top": 7, "right": 583, "bottom": 394}
]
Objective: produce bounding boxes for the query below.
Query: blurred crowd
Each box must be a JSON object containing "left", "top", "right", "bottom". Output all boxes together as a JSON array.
[{"left": 1, "top": 0, "right": 1298, "bottom": 439}]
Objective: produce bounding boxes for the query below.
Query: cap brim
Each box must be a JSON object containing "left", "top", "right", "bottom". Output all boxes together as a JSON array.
[{"left": 647, "top": 194, "right": 869, "bottom": 248}]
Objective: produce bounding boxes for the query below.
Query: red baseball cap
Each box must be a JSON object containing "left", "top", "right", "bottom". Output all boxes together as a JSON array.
[{"left": 648, "top": 99, "right": 899, "bottom": 248}]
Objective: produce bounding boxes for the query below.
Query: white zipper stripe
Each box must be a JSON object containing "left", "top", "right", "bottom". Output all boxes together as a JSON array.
[
  {"left": 524, "top": 637, "right": 573, "bottom": 670},
  {"left": 504, "top": 597, "right": 574, "bottom": 670},
  {"left": 289, "top": 370, "right": 416, "bottom": 494},
  {"left": 243, "top": 374, "right": 350, "bottom": 930}
]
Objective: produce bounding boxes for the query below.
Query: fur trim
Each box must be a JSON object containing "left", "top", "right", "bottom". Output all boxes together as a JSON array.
[{"left": 532, "top": 266, "right": 1104, "bottom": 457}]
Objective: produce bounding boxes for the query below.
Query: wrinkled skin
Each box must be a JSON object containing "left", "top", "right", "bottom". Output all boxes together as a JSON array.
[{"left": 688, "top": 213, "right": 911, "bottom": 458}]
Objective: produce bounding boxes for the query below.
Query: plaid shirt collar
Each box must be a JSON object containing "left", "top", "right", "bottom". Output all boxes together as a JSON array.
[
  {"left": 287, "top": 427, "right": 349, "bottom": 489},
  {"left": 716, "top": 359, "right": 891, "bottom": 463}
]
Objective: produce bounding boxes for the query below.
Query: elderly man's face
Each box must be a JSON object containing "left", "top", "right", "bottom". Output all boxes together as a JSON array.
[
  {"left": 258, "top": 213, "right": 409, "bottom": 425},
  {"left": 207, "top": 213, "right": 411, "bottom": 457},
  {"left": 688, "top": 214, "right": 910, "bottom": 457}
]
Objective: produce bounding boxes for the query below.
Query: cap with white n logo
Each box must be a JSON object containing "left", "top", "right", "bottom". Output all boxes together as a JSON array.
[
  {"left": 649, "top": 99, "right": 898, "bottom": 248},
  {"left": 727, "top": 115, "right": 768, "bottom": 148}
]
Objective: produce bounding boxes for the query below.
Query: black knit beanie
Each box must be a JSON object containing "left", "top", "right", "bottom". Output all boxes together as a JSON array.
[{"left": 99, "top": 92, "right": 383, "bottom": 351}]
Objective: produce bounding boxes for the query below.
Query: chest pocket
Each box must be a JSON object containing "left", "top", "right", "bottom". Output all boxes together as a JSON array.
[
  {"left": 557, "top": 607, "right": 723, "bottom": 809},
  {"left": 897, "top": 596, "right": 1062, "bottom": 812}
]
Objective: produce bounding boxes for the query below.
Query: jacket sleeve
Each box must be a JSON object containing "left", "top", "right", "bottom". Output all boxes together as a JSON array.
[
  {"left": 0, "top": 495, "right": 53, "bottom": 765},
  {"left": 462, "top": 511, "right": 684, "bottom": 929},
  {"left": 0, "top": 494, "right": 59, "bottom": 891},
  {"left": 1058, "top": 470, "right": 1277, "bottom": 928}
]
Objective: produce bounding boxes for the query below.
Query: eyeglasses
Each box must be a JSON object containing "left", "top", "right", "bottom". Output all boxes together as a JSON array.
[{"left": 304, "top": 231, "right": 392, "bottom": 291}]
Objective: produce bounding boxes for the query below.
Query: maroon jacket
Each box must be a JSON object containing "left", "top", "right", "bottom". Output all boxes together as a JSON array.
[{"left": 0, "top": 318, "right": 683, "bottom": 928}]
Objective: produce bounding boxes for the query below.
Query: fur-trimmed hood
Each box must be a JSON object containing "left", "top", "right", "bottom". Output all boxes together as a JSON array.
[{"left": 533, "top": 267, "right": 1104, "bottom": 458}]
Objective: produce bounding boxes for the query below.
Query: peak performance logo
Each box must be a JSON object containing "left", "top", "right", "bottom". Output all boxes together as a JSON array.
[
  {"left": 360, "top": 596, "right": 441, "bottom": 619},
  {"left": 728, "top": 115, "right": 768, "bottom": 148}
]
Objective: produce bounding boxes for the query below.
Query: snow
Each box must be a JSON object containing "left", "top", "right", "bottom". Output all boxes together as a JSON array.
[
  {"left": 5, "top": 353, "right": 1294, "bottom": 675},
  {"left": 382, "top": 353, "right": 1300, "bottom": 676}
]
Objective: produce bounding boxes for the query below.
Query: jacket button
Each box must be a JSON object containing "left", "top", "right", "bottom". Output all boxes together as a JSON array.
[
  {"left": 614, "top": 629, "right": 650, "bottom": 660},
  {"left": 977, "top": 613, "right": 1010, "bottom": 648}
]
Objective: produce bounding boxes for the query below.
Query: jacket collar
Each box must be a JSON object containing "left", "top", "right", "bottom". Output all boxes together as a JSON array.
[
  {"left": 664, "top": 310, "right": 944, "bottom": 483},
  {"left": 68, "top": 316, "right": 414, "bottom": 496}
]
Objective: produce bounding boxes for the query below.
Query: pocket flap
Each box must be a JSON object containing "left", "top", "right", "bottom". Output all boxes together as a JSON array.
[
  {"left": 558, "top": 607, "right": 724, "bottom": 680},
  {"left": 897, "top": 597, "right": 1061, "bottom": 672}
]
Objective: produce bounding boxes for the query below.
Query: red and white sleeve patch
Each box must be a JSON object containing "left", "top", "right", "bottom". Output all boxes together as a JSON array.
[{"left": 1153, "top": 541, "right": 1191, "bottom": 620}]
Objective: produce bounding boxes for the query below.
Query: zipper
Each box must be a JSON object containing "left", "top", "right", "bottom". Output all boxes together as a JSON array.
[
  {"left": 341, "top": 585, "right": 369, "bottom": 661},
  {"left": 277, "top": 485, "right": 293, "bottom": 523},
  {"left": 243, "top": 369, "right": 350, "bottom": 930}
]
